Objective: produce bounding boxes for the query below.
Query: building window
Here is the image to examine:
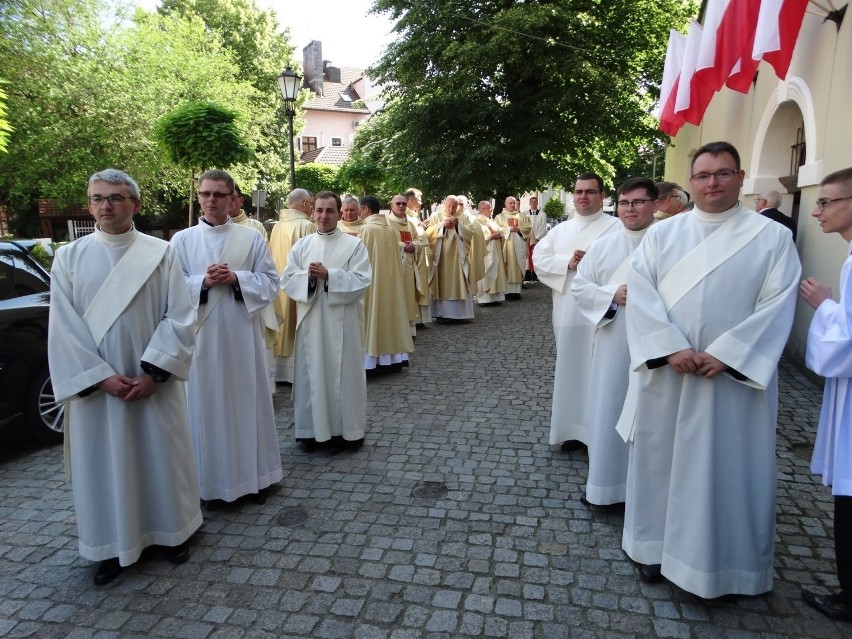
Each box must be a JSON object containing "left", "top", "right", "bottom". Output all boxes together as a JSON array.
[
  {"left": 302, "top": 136, "right": 317, "bottom": 153},
  {"left": 331, "top": 137, "right": 342, "bottom": 147}
]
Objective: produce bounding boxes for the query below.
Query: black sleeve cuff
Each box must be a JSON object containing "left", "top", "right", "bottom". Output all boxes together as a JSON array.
[
  {"left": 141, "top": 361, "right": 171, "bottom": 383},
  {"left": 232, "top": 280, "right": 243, "bottom": 301},
  {"left": 727, "top": 367, "right": 747, "bottom": 381},
  {"left": 647, "top": 357, "right": 669, "bottom": 370},
  {"left": 78, "top": 385, "right": 98, "bottom": 398},
  {"left": 200, "top": 288, "right": 209, "bottom": 304}
]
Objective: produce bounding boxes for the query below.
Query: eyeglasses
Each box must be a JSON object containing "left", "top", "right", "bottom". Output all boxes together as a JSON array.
[
  {"left": 815, "top": 195, "right": 852, "bottom": 211},
  {"left": 198, "top": 191, "right": 233, "bottom": 200},
  {"left": 690, "top": 169, "right": 738, "bottom": 183},
  {"left": 753, "top": 197, "right": 765, "bottom": 204},
  {"left": 88, "top": 194, "right": 135, "bottom": 205},
  {"left": 393, "top": 202, "right": 407, "bottom": 206},
  {"left": 574, "top": 189, "right": 600, "bottom": 196},
  {"left": 617, "top": 199, "right": 652, "bottom": 208}
]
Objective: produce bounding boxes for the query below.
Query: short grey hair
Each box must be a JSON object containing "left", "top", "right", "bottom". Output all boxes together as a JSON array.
[
  {"left": 288, "top": 188, "right": 312, "bottom": 206},
  {"left": 342, "top": 195, "right": 359, "bottom": 207},
  {"left": 760, "top": 190, "right": 782, "bottom": 207},
  {"left": 89, "top": 169, "right": 140, "bottom": 199}
]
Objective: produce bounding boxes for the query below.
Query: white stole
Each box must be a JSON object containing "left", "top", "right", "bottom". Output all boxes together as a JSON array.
[
  {"left": 82, "top": 233, "right": 167, "bottom": 346},
  {"left": 195, "top": 224, "right": 256, "bottom": 331},
  {"left": 566, "top": 214, "right": 618, "bottom": 254}
]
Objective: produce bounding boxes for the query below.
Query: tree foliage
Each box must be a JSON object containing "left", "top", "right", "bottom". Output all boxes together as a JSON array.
[
  {"left": 295, "top": 163, "right": 342, "bottom": 196},
  {"left": 155, "top": 102, "right": 253, "bottom": 171},
  {"left": 366, "top": 0, "right": 697, "bottom": 199},
  {"left": 0, "top": 81, "right": 11, "bottom": 154},
  {"left": 0, "top": 0, "right": 296, "bottom": 235}
]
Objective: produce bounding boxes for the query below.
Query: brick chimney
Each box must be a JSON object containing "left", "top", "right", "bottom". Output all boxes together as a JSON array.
[{"left": 303, "top": 40, "right": 324, "bottom": 96}]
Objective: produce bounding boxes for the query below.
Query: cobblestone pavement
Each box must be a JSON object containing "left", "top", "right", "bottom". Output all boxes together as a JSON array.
[{"left": 1, "top": 283, "right": 849, "bottom": 638}]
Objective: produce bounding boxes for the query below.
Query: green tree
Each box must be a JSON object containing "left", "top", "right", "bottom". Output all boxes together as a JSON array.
[
  {"left": 337, "top": 116, "right": 403, "bottom": 200},
  {"left": 294, "top": 163, "right": 341, "bottom": 195},
  {"left": 366, "top": 0, "right": 697, "bottom": 200},
  {"left": 0, "top": 0, "right": 264, "bottom": 234},
  {"left": 159, "top": 0, "right": 303, "bottom": 206},
  {"left": 155, "top": 102, "right": 253, "bottom": 225},
  {"left": 0, "top": 81, "right": 11, "bottom": 153}
]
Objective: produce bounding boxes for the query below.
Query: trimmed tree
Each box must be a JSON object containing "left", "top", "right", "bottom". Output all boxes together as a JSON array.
[{"left": 154, "top": 102, "right": 253, "bottom": 226}]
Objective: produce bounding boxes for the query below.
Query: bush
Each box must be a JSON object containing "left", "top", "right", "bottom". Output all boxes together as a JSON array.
[
  {"left": 295, "top": 163, "right": 341, "bottom": 194},
  {"left": 543, "top": 196, "right": 565, "bottom": 221}
]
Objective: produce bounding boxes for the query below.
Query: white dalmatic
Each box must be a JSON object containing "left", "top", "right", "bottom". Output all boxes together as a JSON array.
[
  {"left": 623, "top": 205, "right": 800, "bottom": 598},
  {"left": 534, "top": 211, "right": 620, "bottom": 444},
  {"left": 571, "top": 225, "right": 648, "bottom": 505},
  {"left": 806, "top": 244, "right": 852, "bottom": 497},
  {"left": 171, "top": 220, "right": 283, "bottom": 502},
  {"left": 49, "top": 227, "right": 202, "bottom": 566},
  {"left": 280, "top": 229, "right": 372, "bottom": 442}
]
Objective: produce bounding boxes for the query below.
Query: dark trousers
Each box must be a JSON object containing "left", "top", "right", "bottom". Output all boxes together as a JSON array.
[{"left": 837, "top": 495, "right": 852, "bottom": 593}]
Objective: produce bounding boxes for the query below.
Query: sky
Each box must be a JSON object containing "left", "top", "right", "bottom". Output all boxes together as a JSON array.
[{"left": 136, "top": 0, "right": 397, "bottom": 70}]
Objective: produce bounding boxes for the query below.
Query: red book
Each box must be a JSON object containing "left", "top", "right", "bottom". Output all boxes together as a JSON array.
[
  {"left": 400, "top": 231, "right": 412, "bottom": 243},
  {"left": 507, "top": 217, "right": 518, "bottom": 228}
]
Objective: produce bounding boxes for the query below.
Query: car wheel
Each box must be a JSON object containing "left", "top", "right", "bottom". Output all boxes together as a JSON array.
[{"left": 24, "top": 365, "right": 64, "bottom": 444}]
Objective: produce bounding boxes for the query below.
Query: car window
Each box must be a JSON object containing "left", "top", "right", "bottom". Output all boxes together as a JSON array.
[{"left": 0, "top": 252, "right": 50, "bottom": 300}]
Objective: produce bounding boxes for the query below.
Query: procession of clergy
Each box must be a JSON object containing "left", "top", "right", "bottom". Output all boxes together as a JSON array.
[{"left": 49, "top": 141, "right": 852, "bottom": 621}]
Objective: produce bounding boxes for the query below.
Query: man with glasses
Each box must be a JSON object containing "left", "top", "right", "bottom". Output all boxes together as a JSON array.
[
  {"left": 535, "top": 172, "right": 620, "bottom": 454},
  {"left": 49, "top": 169, "right": 201, "bottom": 585},
  {"left": 622, "top": 141, "right": 801, "bottom": 598},
  {"left": 388, "top": 194, "right": 429, "bottom": 335},
  {"left": 799, "top": 167, "right": 852, "bottom": 622},
  {"left": 571, "top": 176, "right": 658, "bottom": 509},
  {"left": 653, "top": 182, "right": 686, "bottom": 221},
  {"left": 755, "top": 189, "right": 796, "bottom": 240},
  {"left": 228, "top": 184, "right": 267, "bottom": 240},
  {"left": 357, "top": 195, "right": 413, "bottom": 371},
  {"left": 269, "top": 188, "right": 317, "bottom": 383},
  {"left": 171, "top": 169, "right": 283, "bottom": 508}
]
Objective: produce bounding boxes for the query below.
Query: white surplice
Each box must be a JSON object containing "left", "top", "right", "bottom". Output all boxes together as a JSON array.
[
  {"left": 623, "top": 205, "right": 801, "bottom": 598},
  {"left": 571, "top": 225, "right": 648, "bottom": 504},
  {"left": 806, "top": 244, "right": 852, "bottom": 496},
  {"left": 49, "top": 227, "right": 202, "bottom": 566},
  {"left": 280, "top": 229, "right": 372, "bottom": 442},
  {"left": 171, "top": 219, "right": 283, "bottom": 502},
  {"left": 534, "top": 211, "right": 620, "bottom": 444}
]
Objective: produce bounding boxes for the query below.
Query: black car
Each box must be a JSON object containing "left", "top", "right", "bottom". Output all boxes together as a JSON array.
[{"left": 0, "top": 240, "right": 63, "bottom": 443}]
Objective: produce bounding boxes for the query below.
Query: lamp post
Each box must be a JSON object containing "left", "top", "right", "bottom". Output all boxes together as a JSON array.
[{"left": 277, "top": 67, "right": 301, "bottom": 191}]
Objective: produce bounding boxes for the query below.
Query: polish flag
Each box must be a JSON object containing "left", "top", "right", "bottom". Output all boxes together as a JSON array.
[
  {"left": 694, "top": 0, "right": 761, "bottom": 92},
  {"left": 675, "top": 21, "right": 715, "bottom": 126},
  {"left": 752, "top": 0, "right": 809, "bottom": 79},
  {"left": 658, "top": 30, "right": 687, "bottom": 136},
  {"left": 725, "top": 55, "right": 760, "bottom": 93}
]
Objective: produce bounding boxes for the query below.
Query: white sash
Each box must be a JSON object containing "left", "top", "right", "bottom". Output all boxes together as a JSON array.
[
  {"left": 82, "top": 233, "right": 167, "bottom": 346},
  {"left": 616, "top": 211, "right": 771, "bottom": 443},
  {"left": 566, "top": 214, "right": 618, "bottom": 255},
  {"left": 607, "top": 253, "right": 632, "bottom": 287},
  {"left": 196, "top": 224, "right": 256, "bottom": 331},
  {"left": 657, "top": 210, "right": 770, "bottom": 311}
]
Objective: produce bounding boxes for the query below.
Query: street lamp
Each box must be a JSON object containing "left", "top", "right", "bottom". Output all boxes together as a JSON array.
[{"left": 277, "top": 67, "right": 301, "bottom": 190}]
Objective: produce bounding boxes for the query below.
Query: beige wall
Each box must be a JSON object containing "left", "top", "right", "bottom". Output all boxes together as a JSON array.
[
  {"left": 302, "top": 110, "right": 371, "bottom": 148},
  {"left": 664, "top": 13, "right": 852, "bottom": 366}
]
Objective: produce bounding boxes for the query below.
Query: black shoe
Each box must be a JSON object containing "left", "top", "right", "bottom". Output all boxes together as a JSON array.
[
  {"left": 802, "top": 589, "right": 852, "bottom": 622},
  {"left": 299, "top": 438, "right": 320, "bottom": 452},
  {"left": 163, "top": 540, "right": 191, "bottom": 565},
  {"left": 560, "top": 440, "right": 587, "bottom": 453},
  {"left": 94, "top": 558, "right": 123, "bottom": 585},
  {"left": 638, "top": 563, "right": 663, "bottom": 583},
  {"left": 580, "top": 494, "right": 592, "bottom": 507},
  {"left": 330, "top": 437, "right": 365, "bottom": 454},
  {"left": 252, "top": 487, "right": 272, "bottom": 504}
]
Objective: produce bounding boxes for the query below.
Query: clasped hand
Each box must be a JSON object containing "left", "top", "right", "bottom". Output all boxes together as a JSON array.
[
  {"left": 203, "top": 262, "right": 236, "bottom": 289},
  {"left": 667, "top": 349, "right": 726, "bottom": 377},
  {"left": 98, "top": 374, "right": 156, "bottom": 401}
]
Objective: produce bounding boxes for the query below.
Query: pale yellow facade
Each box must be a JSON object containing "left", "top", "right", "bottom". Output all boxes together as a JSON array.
[{"left": 664, "top": 12, "right": 852, "bottom": 365}]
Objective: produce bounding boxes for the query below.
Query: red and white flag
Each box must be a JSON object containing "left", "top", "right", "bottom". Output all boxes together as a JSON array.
[
  {"left": 752, "top": 0, "right": 809, "bottom": 79},
  {"left": 658, "top": 30, "right": 687, "bottom": 136},
  {"left": 694, "top": 0, "right": 761, "bottom": 92},
  {"left": 675, "top": 21, "right": 715, "bottom": 126}
]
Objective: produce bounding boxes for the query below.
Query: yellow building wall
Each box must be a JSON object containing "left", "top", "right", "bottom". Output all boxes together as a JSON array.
[{"left": 664, "top": 13, "right": 852, "bottom": 366}]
